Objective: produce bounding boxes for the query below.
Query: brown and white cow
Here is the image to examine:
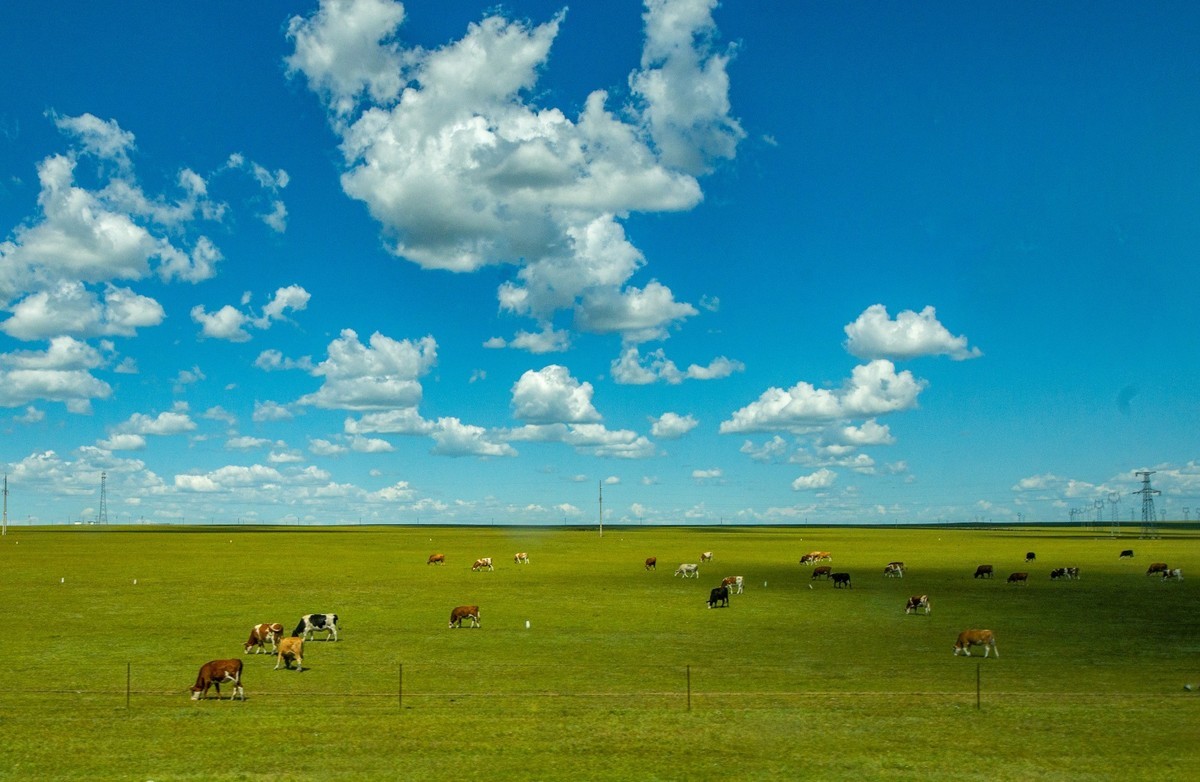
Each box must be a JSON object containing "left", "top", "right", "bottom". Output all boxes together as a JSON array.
[
  {"left": 427, "top": 553, "right": 445, "bottom": 565},
  {"left": 884, "top": 563, "right": 904, "bottom": 578},
  {"left": 472, "top": 557, "right": 494, "bottom": 572},
  {"left": 190, "top": 659, "right": 244, "bottom": 700},
  {"left": 974, "top": 564, "right": 994, "bottom": 579},
  {"left": 811, "top": 566, "right": 832, "bottom": 580},
  {"left": 1007, "top": 572, "right": 1029, "bottom": 585},
  {"left": 644, "top": 557, "right": 657, "bottom": 571},
  {"left": 799, "top": 553, "right": 818, "bottom": 565},
  {"left": 700, "top": 551, "right": 714, "bottom": 563},
  {"left": 1161, "top": 568, "right": 1183, "bottom": 581},
  {"left": 953, "top": 629, "right": 998, "bottom": 658},
  {"left": 720, "top": 575, "right": 744, "bottom": 594},
  {"left": 273, "top": 637, "right": 304, "bottom": 671},
  {"left": 243, "top": 622, "right": 284, "bottom": 654},
  {"left": 449, "top": 605, "right": 480, "bottom": 629},
  {"left": 905, "top": 595, "right": 931, "bottom": 615},
  {"left": 514, "top": 552, "right": 529, "bottom": 564},
  {"left": 1147, "top": 562, "right": 1169, "bottom": 576}
]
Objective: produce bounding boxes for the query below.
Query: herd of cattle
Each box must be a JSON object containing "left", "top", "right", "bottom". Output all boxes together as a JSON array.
[{"left": 190, "top": 543, "right": 1184, "bottom": 700}]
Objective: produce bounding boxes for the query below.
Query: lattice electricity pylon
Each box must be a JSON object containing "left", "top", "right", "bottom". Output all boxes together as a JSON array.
[
  {"left": 1132, "top": 471, "right": 1159, "bottom": 539},
  {"left": 98, "top": 471, "right": 109, "bottom": 525}
]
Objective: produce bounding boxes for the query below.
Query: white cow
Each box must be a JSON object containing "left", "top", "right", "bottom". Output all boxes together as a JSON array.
[
  {"left": 472, "top": 557, "right": 494, "bottom": 572},
  {"left": 674, "top": 563, "right": 700, "bottom": 578},
  {"left": 700, "top": 552, "right": 714, "bottom": 563},
  {"left": 1162, "top": 568, "right": 1183, "bottom": 581},
  {"left": 514, "top": 552, "right": 529, "bottom": 564}
]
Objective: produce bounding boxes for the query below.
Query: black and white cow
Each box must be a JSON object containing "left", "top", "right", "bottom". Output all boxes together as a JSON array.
[
  {"left": 707, "top": 585, "right": 730, "bottom": 608},
  {"left": 293, "top": 613, "right": 339, "bottom": 641}
]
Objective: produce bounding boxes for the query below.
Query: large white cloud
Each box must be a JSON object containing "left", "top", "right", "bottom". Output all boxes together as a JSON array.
[
  {"left": 286, "top": 0, "right": 741, "bottom": 348},
  {"left": 510, "top": 365, "right": 601, "bottom": 424},
  {"left": 298, "top": 329, "right": 436, "bottom": 411},
  {"left": 0, "top": 336, "right": 112, "bottom": 410},
  {"left": 720, "top": 360, "right": 927, "bottom": 434},
  {"left": 844, "top": 304, "right": 982, "bottom": 361}
]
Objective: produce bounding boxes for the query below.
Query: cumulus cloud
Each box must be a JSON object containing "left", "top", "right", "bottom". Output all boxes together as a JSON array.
[
  {"left": 175, "top": 464, "right": 286, "bottom": 492},
  {"left": 720, "top": 360, "right": 927, "bottom": 434},
  {"left": 611, "top": 345, "right": 743, "bottom": 384},
  {"left": 286, "top": 0, "right": 740, "bottom": 346},
  {"left": 792, "top": 468, "right": 836, "bottom": 491},
  {"left": 192, "top": 284, "right": 310, "bottom": 342},
  {"left": 650, "top": 411, "right": 697, "bottom": 439},
  {"left": 510, "top": 365, "right": 601, "bottom": 424},
  {"left": 114, "top": 402, "right": 197, "bottom": 436},
  {"left": 298, "top": 329, "right": 436, "bottom": 411},
  {"left": 844, "top": 304, "right": 981, "bottom": 361},
  {"left": 430, "top": 417, "right": 517, "bottom": 458},
  {"left": 0, "top": 336, "right": 112, "bottom": 410},
  {"left": 1, "top": 281, "right": 164, "bottom": 340}
]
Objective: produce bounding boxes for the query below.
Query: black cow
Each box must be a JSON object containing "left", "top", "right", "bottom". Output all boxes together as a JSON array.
[
  {"left": 293, "top": 613, "right": 339, "bottom": 641},
  {"left": 1025, "top": 552, "right": 1036, "bottom": 562},
  {"left": 1119, "top": 549, "right": 1134, "bottom": 559},
  {"left": 832, "top": 572, "right": 852, "bottom": 589},
  {"left": 707, "top": 586, "right": 729, "bottom": 608}
]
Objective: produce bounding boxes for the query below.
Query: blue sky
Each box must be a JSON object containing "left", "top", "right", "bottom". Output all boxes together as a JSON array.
[{"left": 1, "top": 0, "right": 1197, "bottom": 526}]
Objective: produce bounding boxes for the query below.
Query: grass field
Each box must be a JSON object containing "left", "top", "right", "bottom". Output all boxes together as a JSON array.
[{"left": 2, "top": 524, "right": 1198, "bottom": 781}]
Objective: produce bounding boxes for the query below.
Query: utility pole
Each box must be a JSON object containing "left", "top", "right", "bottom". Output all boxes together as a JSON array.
[{"left": 2, "top": 474, "right": 8, "bottom": 537}]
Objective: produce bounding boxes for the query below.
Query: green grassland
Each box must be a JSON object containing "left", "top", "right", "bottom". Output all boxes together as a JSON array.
[{"left": 1, "top": 524, "right": 1197, "bottom": 781}]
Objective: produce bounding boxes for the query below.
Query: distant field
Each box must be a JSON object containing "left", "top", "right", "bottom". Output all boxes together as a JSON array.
[{"left": 2, "top": 525, "right": 1197, "bottom": 781}]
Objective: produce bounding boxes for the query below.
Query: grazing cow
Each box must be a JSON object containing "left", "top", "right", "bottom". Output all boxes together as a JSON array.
[
  {"left": 884, "top": 563, "right": 904, "bottom": 578},
  {"left": 449, "top": 605, "right": 480, "bottom": 629},
  {"left": 720, "top": 576, "right": 744, "bottom": 594},
  {"left": 1025, "top": 552, "right": 1036, "bottom": 562},
  {"left": 974, "top": 564, "right": 994, "bottom": 579},
  {"left": 675, "top": 563, "right": 700, "bottom": 578},
  {"left": 953, "top": 629, "right": 999, "bottom": 658},
  {"left": 293, "top": 613, "right": 339, "bottom": 641},
  {"left": 700, "top": 551, "right": 714, "bottom": 563},
  {"left": 471, "top": 557, "right": 494, "bottom": 572},
  {"left": 243, "top": 622, "right": 284, "bottom": 654},
  {"left": 1161, "top": 568, "right": 1183, "bottom": 581},
  {"left": 514, "top": 552, "right": 529, "bottom": 564},
  {"left": 832, "top": 572, "right": 852, "bottom": 589},
  {"left": 1050, "top": 568, "right": 1068, "bottom": 580},
  {"left": 1007, "top": 572, "right": 1029, "bottom": 585},
  {"left": 799, "top": 554, "right": 818, "bottom": 565},
  {"left": 273, "top": 637, "right": 304, "bottom": 671},
  {"left": 905, "top": 595, "right": 931, "bottom": 615},
  {"left": 427, "top": 553, "right": 445, "bottom": 565},
  {"left": 811, "top": 566, "right": 832, "bottom": 580},
  {"left": 644, "top": 557, "right": 657, "bottom": 571},
  {"left": 1119, "top": 549, "right": 1134, "bottom": 559},
  {"left": 887, "top": 561, "right": 906, "bottom": 573},
  {"left": 1066, "top": 567, "right": 1080, "bottom": 580},
  {"left": 707, "top": 585, "right": 730, "bottom": 608},
  {"left": 1146, "top": 562, "right": 1169, "bottom": 576},
  {"left": 190, "top": 659, "right": 244, "bottom": 701}
]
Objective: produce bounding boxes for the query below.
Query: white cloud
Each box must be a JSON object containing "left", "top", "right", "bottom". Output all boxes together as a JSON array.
[
  {"left": 510, "top": 365, "right": 601, "bottom": 424},
  {"left": 255, "top": 349, "right": 315, "bottom": 372},
  {"left": 308, "top": 438, "right": 348, "bottom": 456},
  {"left": 192, "top": 284, "right": 310, "bottom": 342},
  {"left": 792, "top": 468, "right": 836, "bottom": 491},
  {"left": 430, "top": 417, "right": 517, "bottom": 458},
  {"left": 52, "top": 112, "right": 136, "bottom": 166},
  {"left": 372, "top": 480, "right": 416, "bottom": 501},
  {"left": 1, "top": 281, "right": 164, "bottom": 340},
  {"left": 651, "top": 411, "right": 697, "bottom": 439},
  {"left": 350, "top": 435, "right": 394, "bottom": 453},
  {"left": 0, "top": 336, "right": 112, "bottom": 409},
  {"left": 116, "top": 403, "right": 197, "bottom": 436},
  {"left": 740, "top": 435, "right": 789, "bottom": 463},
  {"left": 253, "top": 400, "right": 295, "bottom": 422},
  {"left": 98, "top": 433, "right": 146, "bottom": 451},
  {"left": 226, "top": 436, "right": 271, "bottom": 450},
  {"left": 174, "top": 464, "right": 285, "bottom": 492},
  {"left": 844, "top": 304, "right": 981, "bottom": 361},
  {"left": 720, "top": 360, "right": 927, "bottom": 434},
  {"left": 14, "top": 406, "right": 45, "bottom": 424},
  {"left": 298, "top": 329, "right": 436, "bottom": 411},
  {"left": 833, "top": 419, "right": 895, "bottom": 447},
  {"left": 692, "top": 467, "right": 722, "bottom": 480},
  {"left": 611, "top": 345, "right": 743, "bottom": 384},
  {"left": 191, "top": 304, "right": 250, "bottom": 341},
  {"left": 286, "top": 0, "right": 739, "bottom": 345}
]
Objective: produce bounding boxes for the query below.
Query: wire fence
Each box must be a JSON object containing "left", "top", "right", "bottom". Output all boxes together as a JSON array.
[{"left": 2, "top": 660, "right": 1193, "bottom": 712}]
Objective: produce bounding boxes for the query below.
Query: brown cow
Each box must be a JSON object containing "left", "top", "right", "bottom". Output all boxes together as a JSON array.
[
  {"left": 811, "top": 566, "right": 832, "bottom": 580},
  {"left": 273, "top": 637, "right": 304, "bottom": 671},
  {"left": 514, "top": 552, "right": 529, "bottom": 564},
  {"left": 644, "top": 557, "right": 657, "bottom": 570},
  {"left": 905, "top": 595, "right": 931, "bottom": 615},
  {"left": 1147, "top": 562, "right": 1169, "bottom": 576},
  {"left": 799, "top": 553, "right": 818, "bottom": 565},
  {"left": 449, "top": 605, "right": 480, "bottom": 629},
  {"left": 427, "top": 553, "right": 445, "bottom": 565},
  {"left": 720, "top": 575, "right": 744, "bottom": 594},
  {"left": 974, "top": 564, "right": 994, "bottom": 579},
  {"left": 243, "top": 622, "right": 284, "bottom": 654},
  {"left": 1007, "top": 572, "right": 1029, "bottom": 585},
  {"left": 953, "top": 629, "right": 998, "bottom": 658},
  {"left": 471, "top": 557, "right": 494, "bottom": 572},
  {"left": 190, "top": 659, "right": 244, "bottom": 700}
]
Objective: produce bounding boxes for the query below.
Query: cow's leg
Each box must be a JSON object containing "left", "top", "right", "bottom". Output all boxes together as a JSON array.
[{"left": 991, "top": 643, "right": 999, "bottom": 658}]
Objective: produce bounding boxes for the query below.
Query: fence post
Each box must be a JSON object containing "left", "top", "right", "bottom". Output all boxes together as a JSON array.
[
  {"left": 126, "top": 662, "right": 131, "bottom": 709},
  {"left": 686, "top": 665, "right": 691, "bottom": 711}
]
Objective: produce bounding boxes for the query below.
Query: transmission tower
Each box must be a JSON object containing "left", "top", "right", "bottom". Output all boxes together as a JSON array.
[
  {"left": 1132, "top": 471, "right": 1159, "bottom": 539},
  {"left": 98, "top": 471, "right": 109, "bottom": 525}
]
